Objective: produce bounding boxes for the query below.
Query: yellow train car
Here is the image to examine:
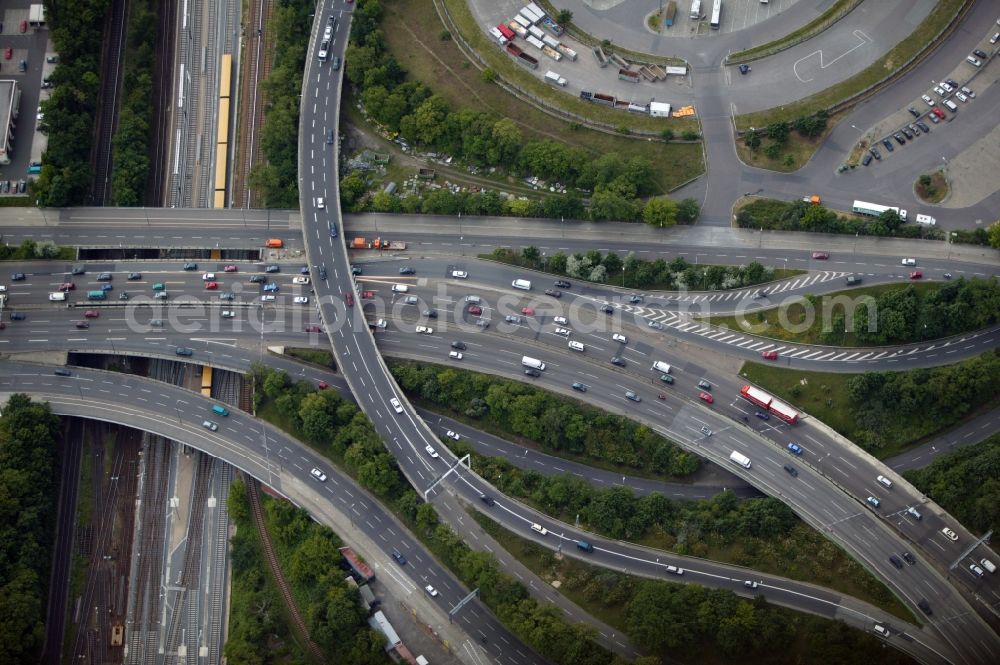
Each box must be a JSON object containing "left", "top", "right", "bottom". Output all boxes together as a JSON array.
[
  {"left": 213, "top": 190, "right": 226, "bottom": 209},
  {"left": 219, "top": 53, "right": 232, "bottom": 99},
  {"left": 214, "top": 149, "right": 227, "bottom": 193},
  {"left": 217, "top": 98, "right": 230, "bottom": 145},
  {"left": 201, "top": 366, "right": 213, "bottom": 397}
]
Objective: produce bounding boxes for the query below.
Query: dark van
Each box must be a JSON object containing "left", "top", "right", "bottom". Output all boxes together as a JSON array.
[{"left": 576, "top": 540, "right": 594, "bottom": 553}]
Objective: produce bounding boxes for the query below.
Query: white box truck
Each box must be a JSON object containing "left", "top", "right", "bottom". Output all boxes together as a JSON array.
[{"left": 544, "top": 70, "right": 567, "bottom": 86}]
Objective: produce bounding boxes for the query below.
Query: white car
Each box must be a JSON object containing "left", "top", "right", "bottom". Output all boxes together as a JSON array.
[
  {"left": 292, "top": 276, "right": 310, "bottom": 285},
  {"left": 612, "top": 333, "right": 628, "bottom": 343},
  {"left": 553, "top": 316, "right": 568, "bottom": 325},
  {"left": 403, "top": 295, "right": 418, "bottom": 304},
  {"left": 424, "top": 444, "right": 439, "bottom": 458},
  {"left": 648, "top": 321, "right": 664, "bottom": 330},
  {"left": 221, "top": 310, "right": 235, "bottom": 318},
  {"left": 901, "top": 258, "right": 916, "bottom": 266},
  {"left": 261, "top": 294, "right": 276, "bottom": 302},
  {"left": 424, "top": 584, "right": 439, "bottom": 597},
  {"left": 941, "top": 527, "right": 958, "bottom": 541},
  {"left": 446, "top": 430, "right": 460, "bottom": 440},
  {"left": 940, "top": 82, "right": 954, "bottom": 93},
  {"left": 202, "top": 420, "right": 218, "bottom": 431},
  {"left": 449, "top": 350, "right": 463, "bottom": 360},
  {"left": 293, "top": 296, "right": 309, "bottom": 304},
  {"left": 874, "top": 624, "right": 889, "bottom": 638},
  {"left": 0, "top": 285, "right": 6, "bottom": 292},
  {"left": 933, "top": 86, "right": 946, "bottom": 96},
  {"left": 568, "top": 340, "right": 585, "bottom": 352},
  {"left": 554, "top": 327, "right": 571, "bottom": 336},
  {"left": 310, "top": 467, "right": 327, "bottom": 482},
  {"left": 390, "top": 397, "right": 404, "bottom": 413},
  {"left": 665, "top": 565, "right": 684, "bottom": 575},
  {"left": 202, "top": 273, "right": 216, "bottom": 281},
  {"left": 323, "top": 25, "right": 332, "bottom": 40},
  {"left": 317, "top": 197, "right": 325, "bottom": 208},
  {"left": 416, "top": 325, "right": 433, "bottom": 334},
  {"left": 451, "top": 270, "right": 468, "bottom": 279},
  {"left": 955, "top": 91, "right": 968, "bottom": 103},
  {"left": 392, "top": 284, "right": 409, "bottom": 292},
  {"left": 921, "top": 94, "right": 934, "bottom": 106}
]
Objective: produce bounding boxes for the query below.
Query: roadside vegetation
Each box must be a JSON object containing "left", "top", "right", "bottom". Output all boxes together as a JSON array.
[
  {"left": 737, "top": 198, "right": 944, "bottom": 240},
  {"left": 741, "top": 351, "right": 1000, "bottom": 457},
  {"left": 905, "top": 433, "right": 1000, "bottom": 537},
  {"left": 225, "top": 477, "right": 389, "bottom": 663},
  {"left": 735, "top": 0, "right": 966, "bottom": 130},
  {"left": 389, "top": 361, "right": 700, "bottom": 478},
  {"left": 705, "top": 278, "right": 1000, "bottom": 346},
  {"left": 485, "top": 246, "right": 802, "bottom": 292},
  {"left": 286, "top": 348, "right": 336, "bottom": 369},
  {"left": 736, "top": 112, "right": 840, "bottom": 172},
  {"left": 31, "top": 0, "right": 109, "bottom": 206},
  {"left": 250, "top": 0, "right": 314, "bottom": 208},
  {"left": 0, "top": 395, "right": 61, "bottom": 663},
  {"left": 0, "top": 238, "right": 75, "bottom": 261},
  {"left": 454, "top": 439, "right": 906, "bottom": 617},
  {"left": 347, "top": 0, "right": 702, "bottom": 221},
  {"left": 248, "top": 364, "right": 620, "bottom": 664},
  {"left": 108, "top": 0, "right": 156, "bottom": 205},
  {"left": 474, "top": 513, "right": 915, "bottom": 665}
]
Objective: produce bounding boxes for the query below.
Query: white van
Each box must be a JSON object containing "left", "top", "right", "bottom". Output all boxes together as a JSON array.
[
  {"left": 943, "top": 99, "right": 958, "bottom": 112},
  {"left": 521, "top": 356, "right": 546, "bottom": 371},
  {"left": 981, "top": 558, "right": 996, "bottom": 574},
  {"left": 651, "top": 360, "right": 672, "bottom": 374},
  {"left": 48, "top": 292, "right": 67, "bottom": 301},
  {"left": 876, "top": 475, "right": 893, "bottom": 489},
  {"left": 729, "top": 451, "right": 751, "bottom": 469},
  {"left": 512, "top": 279, "right": 532, "bottom": 290},
  {"left": 391, "top": 284, "right": 409, "bottom": 293}
]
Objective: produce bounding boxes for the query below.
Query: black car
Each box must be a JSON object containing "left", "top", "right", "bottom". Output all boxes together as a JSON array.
[
  {"left": 889, "top": 555, "right": 904, "bottom": 570},
  {"left": 326, "top": 129, "right": 334, "bottom": 144},
  {"left": 572, "top": 382, "right": 587, "bottom": 392},
  {"left": 600, "top": 304, "right": 613, "bottom": 314},
  {"left": 450, "top": 341, "right": 466, "bottom": 350},
  {"left": 11, "top": 272, "right": 25, "bottom": 281},
  {"left": 738, "top": 63, "right": 750, "bottom": 75},
  {"left": 249, "top": 275, "right": 266, "bottom": 283},
  {"left": 480, "top": 494, "right": 495, "bottom": 507},
  {"left": 329, "top": 223, "right": 337, "bottom": 238},
  {"left": 870, "top": 146, "right": 881, "bottom": 160},
  {"left": 907, "top": 106, "right": 920, "bottom": 118},
  {"left": 918, "top": 599, "right": 932, "bottom": 616},
  {"left": 183, "top": 262, "right": 198, "bottom": 271},
  {"left": 264, "top": 265, "right": 280, "bottom": 273},
  {"left": 351, "top": 265, "right": 362, "bottom": 275},
  {"left": 945, "top": 78, "right": 959, "bottom": 89},
  {"left": 524, "top": 368, "right": 541, "bottom": 377},
  {"left": 862, "top": 153, "right": 873, "bottom": 166},
  {"left": 10, "top": 312, "right": 25, "bottom": 320},
  {"left": 972, "top": 49, "right": 987, "bottom": 59},
  {"left": 610, "top": 356, "right": 626, "bottom": 367},
  {"left": 900, "top": 127, "right": 913, "bottom": 139},
  {"left": 399, "top": 266, "right": 416, "bottom": 275},
  {"left": 916, "top": 121, "right": 930, "bottom": 132},
  {"left": 318, "top": 266, "right": 327, "bottom": 280},
  {"left": 71, "top": 266, "right": 86, "bottom": 275},
  {"left": 422, "top": 309, "right": 438, "bottom": 319},
  {"left": 127, "top": 272, "right": 142, "bottom": 280},
  {"left": 554, "top": 280, "right": 571, "bottom": 288},
  {"left": 175, "top": 347, "right": 193, "bottom": 356},
  {"left": 902, "top": 552, "right": 916, "bottom": 565},
  {"left": 783, "top": 464, "right": 798, "bottom": 477},
  {"left": 119, "top": 292, "right": 129, "bottom": 300},
  {"left": 882, "top": 138, "right": 894, "bottom": 152},
  {"left": 893, "top": 133, "right": 906, "bottom": 145},
  {"left": 54, "top": 368, "right": 72, "bottom": 376}
]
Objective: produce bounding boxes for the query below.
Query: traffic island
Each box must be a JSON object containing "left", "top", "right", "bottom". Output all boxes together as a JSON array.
[{"left": 914, "top": 170, "right": 948, "bottom": 204}]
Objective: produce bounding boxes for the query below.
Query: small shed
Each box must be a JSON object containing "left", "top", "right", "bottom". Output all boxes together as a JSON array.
[{"left": 650, "top": 102, "right": 672, "bottom": 117}]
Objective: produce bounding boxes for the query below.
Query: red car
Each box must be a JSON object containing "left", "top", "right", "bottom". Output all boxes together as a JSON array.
[
  {"left": 318, "top": 382, "right": 329, "bottom": 389},
  {"left": 361, "top": 290, "right": 375, "bottom": 299},
  {"left": 468, "top": 305, "right": 483, "bottom": 315},
  {"left": 520, "top": 307, "right": 534, "bottom": 316},
  {"left": 699, "top": 391, "right": 714, "bottom": 404},
  {"left": 305, "top": 325, "right": 322, "bottom": 333},
  {"left": 811, "top": 251, "right": 829, "bottom": 260},
  {"left": 19, "top": 20, "right": 27, "bottom": 33},
  {"left": 909, "top": 271, "right": 923, "bottom": 280},
  {"left": 3, "top": 48, "right": 11, "bottom": 60},
  {"left": 205, "top": 281, "right": 218, "bottom": 289},
  {"left": 83, "top": 310, "right": 100, "bottom": 318},
  {"left": 59, "top": 282, "right": 75, "bottom": 291},
  {"left": 223, "top": 265, "right": 238, "bottom": 272},
  {"left": 931, "top": 107, "right": 946, "bottom": 119},
  {"left": 761, "top": 350, "right": 778, "bottom": 360}
]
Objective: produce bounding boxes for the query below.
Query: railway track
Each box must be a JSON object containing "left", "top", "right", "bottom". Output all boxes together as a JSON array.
[
  {"left": 233, "top": 0, "right": 273, "bottom": 208},
  {"left": 246, "top": 478, "right": 326, "bottom": 662},
  {"left": 91, "top": 0, "right": 128, "bottom": 205},
  {"left": 149, "top": 0, "right": 178, "bottom": 204}
]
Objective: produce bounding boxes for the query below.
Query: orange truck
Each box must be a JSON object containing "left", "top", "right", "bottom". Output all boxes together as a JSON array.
[
  {"left": 372, "top": 237, "right": 406, "bottom": 250},
  {"left": 350, "top": 237, "right": 370, "bottom": 249},
  {"left": 265, "top": 238, "right": 284, "bottom": 248}
]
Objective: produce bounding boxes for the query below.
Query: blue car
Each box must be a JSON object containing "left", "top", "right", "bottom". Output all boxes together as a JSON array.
[
  {"left": 101, "top": 283, "right": 113, "bottom": 291},
  {"left": 391, "top": 548, "right": 407, "bottom": 565},
  {"left": 787, "top": 442, "right": 803, "bottom": 455},
  {"left": 263, "top": 282, "right": 279, "bottom": 292},
  {"left": 755, "top": 411, "right": 770, "bottom": 421}
]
